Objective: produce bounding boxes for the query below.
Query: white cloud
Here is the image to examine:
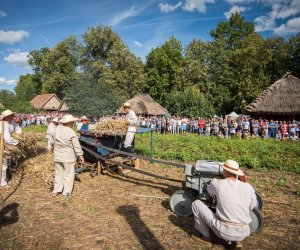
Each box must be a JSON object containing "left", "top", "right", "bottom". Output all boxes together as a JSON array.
[
  {"left": 182, "top": 0, "right": 215, "bottom": 13},
  {"left": 224, "top": 5, "right": 247, "bottom": 19},
  {"left": 4, "top": 51, "right": 31, "bottom": 69},
  {"left": 0, "top": 77, "right": 17, "bottom": 86},
  {"left": 110, "top": 6, "right": 138, "bottom": 26},
  {"left": 225, "top": 0, "right": 254, "bottom": 3},
  {"left": 159, "top": 2, "right": 182, "bottom": 13},
  {"left": 0, "top": 11, "right": 7, "bottom": 17},
  {"left": 134, "top": 40, "right": 143, "bottom": 47},
  {"left": 254, "top": 0, "right": 300, "bottom": 34},
  {"left": 0, "top": 30, "right": 29, "bottom": 45},
  {"left": 274, "top": 16, "right": 300, "bottom": 35}
]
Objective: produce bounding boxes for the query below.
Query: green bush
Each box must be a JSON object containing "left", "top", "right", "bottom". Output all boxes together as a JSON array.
[{"left": 135, "top": 133, "right": 300, "bottom": 173}]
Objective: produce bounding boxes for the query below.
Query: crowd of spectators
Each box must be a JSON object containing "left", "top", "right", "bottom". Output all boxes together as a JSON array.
[
  {"left": 137, "top": 116, "right": 300, "bottom": 141},
  {"left": 9, "top": 113, "right": 299, "bottom": 142}
]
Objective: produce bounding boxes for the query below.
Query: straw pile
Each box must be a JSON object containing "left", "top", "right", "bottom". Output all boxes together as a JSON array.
[
  {"left": 91, "top": 118, "right": 128, "bottom": 136},
  {"left": 25, "top": 152, "right": 54, "bottom": 190},
  {"left": 3, "top": 132, "right": 44, "bottom": 164}
]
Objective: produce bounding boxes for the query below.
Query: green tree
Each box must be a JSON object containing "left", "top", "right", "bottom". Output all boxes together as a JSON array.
[
  {"left": 166, "top": 87, "right": 215, "bottom": 118},
  {"left": 0, "top": 90, "right": 35, "bottom": 113},
  {"left": 65, "top": 74, "right": 125, "bottom": 117},
  {"left": 15, "top": 74, "right": 38, "bottom": 101},
  {"left": 264, "top": 37, "right": 290, "bottom": 82},
  {"left": 28, "top": 47, "right": 50, "bottom": 94},
  {"left": 82, "top": 25, "right": 145, "bottom": 98},
  {"left": 289, "top": 32, "right": 300, "bottom": 78},
  {"left": 40, "top": 37, "right": 82, "bottom": 98},
  {"left": 145, "top": 36, "right": 184, "bottom": 106}
]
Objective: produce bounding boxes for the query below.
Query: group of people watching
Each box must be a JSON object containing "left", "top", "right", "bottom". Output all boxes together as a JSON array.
[{"left": 137, "top": 116, "right": 300, "bottom": 141}]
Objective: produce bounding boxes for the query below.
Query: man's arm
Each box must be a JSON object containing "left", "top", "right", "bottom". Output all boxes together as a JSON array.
[
  {"left": 207, "top": 179, "right": 218, "bottom": 196},
  {"left": 3, "top": 123, "right": 19, "bottom": 145},
  {"left": 128, "top": 111, "right": 138, "bottom": 126},
  {"left": 249, "top": 186, "right": 258, "bottom": 210}
]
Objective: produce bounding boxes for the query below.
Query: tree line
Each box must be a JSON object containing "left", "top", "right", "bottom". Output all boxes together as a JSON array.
[{"left": 1, "top": 14, "right": 299, "bottom": 117}]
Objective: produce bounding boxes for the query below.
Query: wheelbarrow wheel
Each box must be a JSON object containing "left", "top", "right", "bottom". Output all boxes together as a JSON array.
[
  {"left": 255, "top": 192, "right": 264, "bottom": 210},
  {"left": 169, "top": 190, "right": 196, "bottom": 217}
]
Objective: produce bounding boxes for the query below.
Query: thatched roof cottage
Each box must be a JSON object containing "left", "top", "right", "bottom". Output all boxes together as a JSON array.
[
  {"left": 31, "top": 94, "right": 61, "bottom": 111},
  {"left": 117, "top": 94, "right": 168, "bottom": 116},
  {"left": 246, "top": 74, "right": 300, "bottom": 119}
]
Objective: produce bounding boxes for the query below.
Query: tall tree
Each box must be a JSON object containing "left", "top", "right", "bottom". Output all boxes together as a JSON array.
[
  {"left": 82, "top": 25, "right": 145, "bottom": 98},
  {"left": 289, "top": 32, "right": 300, "bottom": 78},
  {"left": 145, "top": 36, "right": 184, "bottom": 106},
  {"left": 15, "top": 74, "right": 38, "bottom": 101}
]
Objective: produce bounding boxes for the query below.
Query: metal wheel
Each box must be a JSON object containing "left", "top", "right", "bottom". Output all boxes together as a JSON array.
[
  {"left": 255, "top": 192, "right": 264, "bottom": 210},
  {"left": 169, "top": 190, "right": 196, "bottom": 217},
  {"left": 249, "top": 207, "right": 263, "bottom": 233}
]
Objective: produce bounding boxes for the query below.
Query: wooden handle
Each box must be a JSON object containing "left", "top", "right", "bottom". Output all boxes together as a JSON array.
[{"left": 0, "top": 121, "right": 4, "bottom": 183}]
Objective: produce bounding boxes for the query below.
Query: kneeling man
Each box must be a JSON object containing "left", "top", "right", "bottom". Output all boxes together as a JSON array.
[{"left": 192, "top": 159, "right": 257, "bottom": 247}]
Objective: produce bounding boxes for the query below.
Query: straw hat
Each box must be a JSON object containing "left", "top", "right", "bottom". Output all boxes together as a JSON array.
[
  {"left": 123, "top": 102, "right": 131, "bottom": 108},
  {"left": 1, "top": 110, "right": 14, "bottom": 119},
  {"left": 220, "top": 159, "right": 245, "bottom": 176},
  {"left": 52, "top": 118, "right": 59, "bottom": 123},
  {"left": 60, "top": 114, "right": 77, "bottom": 124},
  {"left": 80, "top": 116, "right": 89, "bottom": 121}
]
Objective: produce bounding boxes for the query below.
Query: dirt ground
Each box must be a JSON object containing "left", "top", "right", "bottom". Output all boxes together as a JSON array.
[{"left": 0, "top": 153, "right": 299, "bottom": 250}]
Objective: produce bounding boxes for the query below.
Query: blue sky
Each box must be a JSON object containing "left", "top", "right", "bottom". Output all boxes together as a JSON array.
[{"left": 0, "top": 0, "right": 300, "bottom": 91}]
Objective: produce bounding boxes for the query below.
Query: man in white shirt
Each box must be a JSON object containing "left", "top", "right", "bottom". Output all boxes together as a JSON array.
[
  {"left": 46, "top": 117, "right": 59, "bottom": 151},
  {"left": 191, "top": 159, "right": 257, "bottom": 247},
  {"left": 123, "top": 103, "right": 137, "bottom": 153},
  {"left": 0, "top": 110, "right": 19, "bottom": 187}
]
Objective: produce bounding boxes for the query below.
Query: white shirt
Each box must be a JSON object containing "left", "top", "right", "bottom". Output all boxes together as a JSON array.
[
  {"left": 0, "top": 121, "right": 19, "bottom": 146},
  {"left": 126, "top": 110, "right": 137, "bottom": 132},
  {"left": 207, "top": 178, "right": 257, "bottom": 224}
]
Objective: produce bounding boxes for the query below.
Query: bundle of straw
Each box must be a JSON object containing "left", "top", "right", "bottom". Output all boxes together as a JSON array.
[
  {"left": 3, "top": 132, "right": 44, "bottom": 163},
  {"left": 91, "top": 118, "right": 129, "bottom": 136},
  {"left": 25, "top": 152, "right": 54, "bottom": 190}
]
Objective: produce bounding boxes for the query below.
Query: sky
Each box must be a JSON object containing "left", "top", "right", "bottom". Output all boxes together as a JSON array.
[{"left": 0, "top": 0, "right": 300, "bottom": 91}]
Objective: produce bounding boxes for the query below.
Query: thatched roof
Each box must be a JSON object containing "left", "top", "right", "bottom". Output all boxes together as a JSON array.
[
  {"left": 227, "top": 111, "right": 239, "bottom": 118},
  {"left": 59, "top": 101, "right": 69, "bottom": 112},
  {"left": 246, "top": 74, "right": 300, "bottom": 116},
  {"left": 117, "top": 94, "right": 168, "bottom": 116},
  {"left": 31, "top": 94, "right": 61, "bottom": 110}
]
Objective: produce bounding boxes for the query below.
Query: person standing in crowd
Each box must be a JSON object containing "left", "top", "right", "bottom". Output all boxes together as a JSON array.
[
  {"left": 198, "top": 117, "right": 205, "bottom": 135},
  {"left": 123, "top": 103, "right": 138, "bottom": 153},
  {"left": 268, "top": 120, "right": 276, "bottom": 138},
  {"left": 46, "top": 117, "right": 59, "bottom": 151},
  {"left": 52, "top": 114, "right": 84, "bottom": 196},
  {"left": 191, "top": 160, "right": 257, "bottom": 248},
  {"left": 0, "top": 110, "right": 19, "bottom": 187},
  {"left": 281, "top": 121, "right": 289, "bottom": 141}
]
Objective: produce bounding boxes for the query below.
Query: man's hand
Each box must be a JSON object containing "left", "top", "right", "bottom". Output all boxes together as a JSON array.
[{"left": 79, "top": 156, "right": 84, "bottom": 164}]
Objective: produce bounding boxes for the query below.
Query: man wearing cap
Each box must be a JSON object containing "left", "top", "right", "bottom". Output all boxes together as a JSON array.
[
  {"left": 76, "top": 116, "right": 89, "bottom": 132},
  {"left": 123, "top": 103, "right": 138, "bottom": 153},
  {"left": 191, "top": 159, "right": 258, "bottom": 247},
  {"left": 46, "top": 117, "right": 59, "bottom": 151},
  {"left": 52, "top": 114, "right": 84, "bottom": 196},
  {"left": 0, "top": 110, "right": 19, "bottom": 187}
]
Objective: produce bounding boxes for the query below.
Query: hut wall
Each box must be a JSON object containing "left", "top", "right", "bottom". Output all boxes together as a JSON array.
[{"left": 43, "top": 96, "right": 61, "bottom": 111}]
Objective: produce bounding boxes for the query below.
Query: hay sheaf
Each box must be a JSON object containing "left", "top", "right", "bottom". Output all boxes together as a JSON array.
[
  {"left": 90, "top": 118, "right": 128, "bottom": 136},
  {"left": 3, "top": 132, "right": 45, "bottom": 163},
  {"left": 25, "top": 152, "right": 54, "bottom": 190}
]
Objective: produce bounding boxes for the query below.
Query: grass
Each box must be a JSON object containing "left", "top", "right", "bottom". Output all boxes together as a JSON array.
[{"left": 135, "top": 133, "right": 300, "bottom": 173}]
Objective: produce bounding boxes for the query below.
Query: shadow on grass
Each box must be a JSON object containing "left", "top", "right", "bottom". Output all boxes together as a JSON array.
[
  {"left": 117, "top": 205, "right": 164, "bottom": 250},
  {"left": 0, "top": 202, "right": 19, "bottom": 228}
]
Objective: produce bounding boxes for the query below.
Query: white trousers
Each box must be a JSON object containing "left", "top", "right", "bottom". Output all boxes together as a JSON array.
[
  {"left": 192, "top": 200, "right": 250, "bottom": 242},
  {"left": 1, "top": 159, "right": 8, "bottom": 186},
  {"left": 47, "top": 140, "right": 52, "bottom": 151},
  {"left": 53, "top": 162, "right": 75, "bottom": 195},
  {"left": 124, "top": 131, "right": 135, "bottom": 148}
]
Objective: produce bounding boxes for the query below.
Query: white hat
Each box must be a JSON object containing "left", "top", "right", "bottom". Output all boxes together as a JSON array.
[
  {"left": 80, "top": 116, "right": 89, "bottom": 121},
  {"left": 220, "top": 159, "right": 245, "bottom": 176},
  {"left": 1, "top": 110, "right": 14, "bottom": 119},
  {"left": 60, "top": 114, "right": 77, "bottom": 124},
  {"left": 123, "top": 102, "right": 131, "bottom": 108},
  {"left": 52, "top": 118, "right": 59, "bottom": 123}
]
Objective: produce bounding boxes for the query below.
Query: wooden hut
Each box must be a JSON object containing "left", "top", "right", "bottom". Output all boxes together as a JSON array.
[
  {"left": 30, "top": 94, "right": 61, "bottom": 112},
  {"left": 116, "top": 94, "right": 168, "bottom": 116},
  {"left": 246, "top": 73, "right": 300, "bottom": 120},
  {"left": 59, "top": 101, "right": 69, "bottom": 113}
]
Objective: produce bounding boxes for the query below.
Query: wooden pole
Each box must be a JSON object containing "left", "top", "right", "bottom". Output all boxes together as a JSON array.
[{"left": 0, "top": 121, "right": 4, "bottom": 184}]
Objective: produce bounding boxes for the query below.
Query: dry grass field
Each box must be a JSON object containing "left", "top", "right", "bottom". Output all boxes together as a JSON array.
[{"left": 0, "top": 152, "right": 299, "bottom": 250}]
